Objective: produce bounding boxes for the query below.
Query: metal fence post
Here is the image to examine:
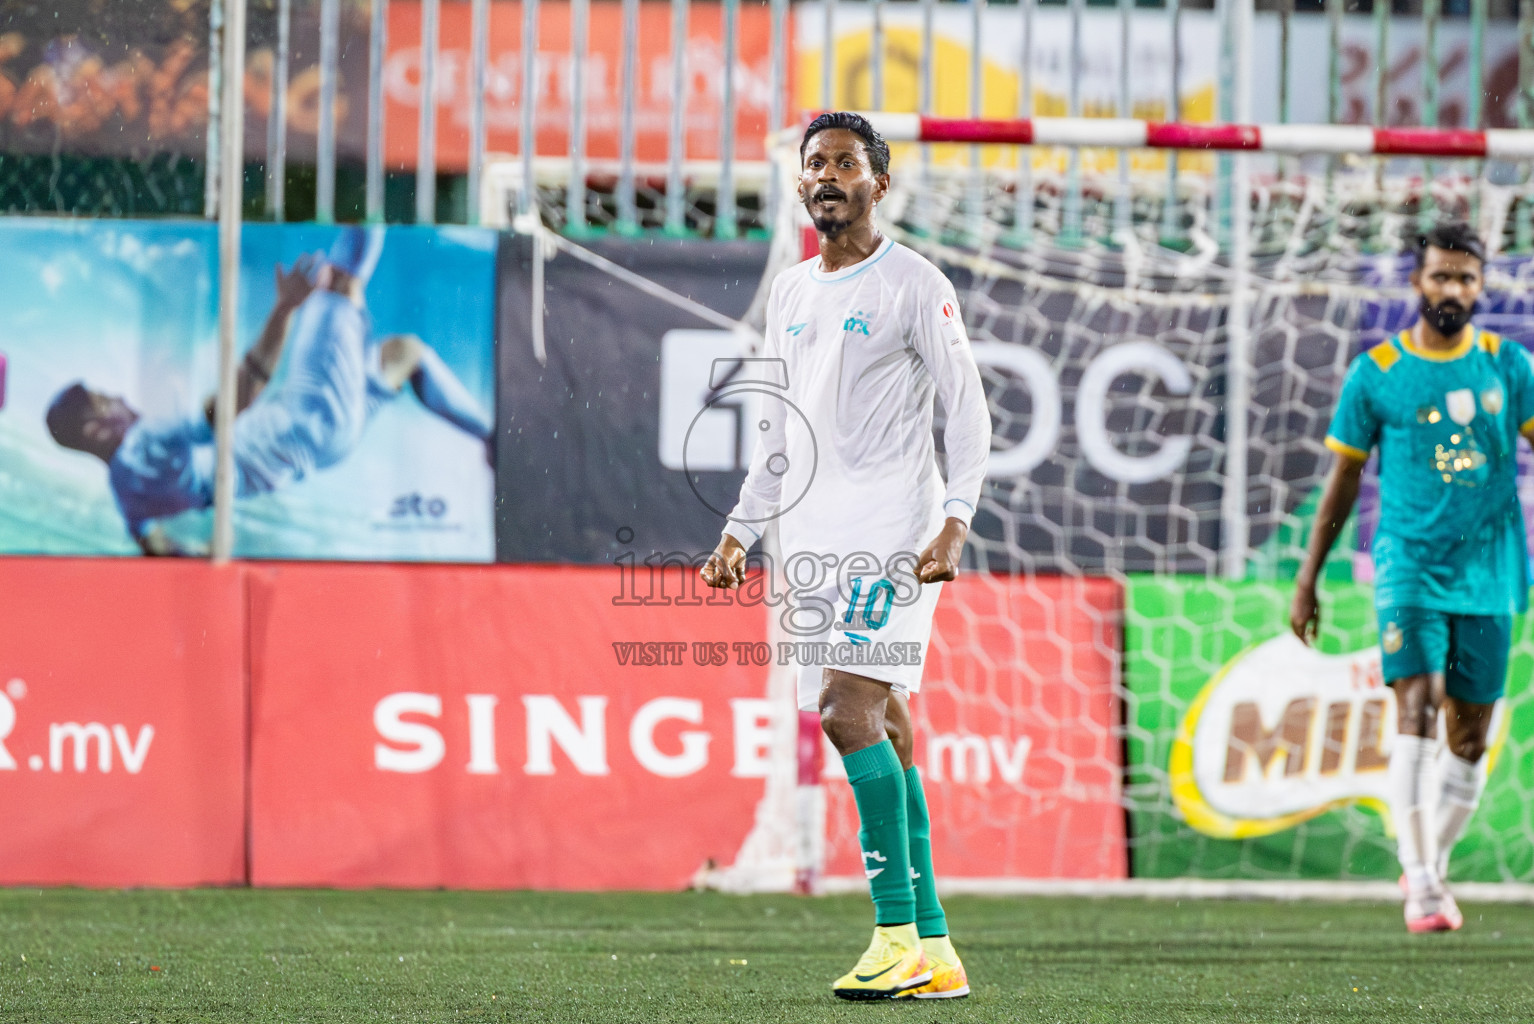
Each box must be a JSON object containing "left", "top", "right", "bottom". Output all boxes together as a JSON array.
[
  {"left": 1163, "top": 0, "right": 1181, "bottom": 245},
  {"left": 206, "top": 0, "right": 224, "bottom": 220},
  {"left": 367, "top": 0, "right": 388, "bottom": 222},
  {"left": 468, "top": 0, "right": 490, "bottom": 225},
  {"left": 213, "top": 0, "right": 249, "bottom": 563},
  {"left": 568, "top": 0, "right": 590, "bottom": 231},
  {"left": 521, "top": 0, "right": 541, "bottom": 223},
  {"left": 1017, "top": 0, "right": 1034, "bottom": 246},
  {"left": 968, "top": 0, "right": 986, "bottom": 246},
  {"left": 417, "top": 0, "right": 441, "bottom": 224},
  {"left": 1221, "top": 0, "right": 1254, "bottom": 582},
  {"left": 666, "top": 0, "right": 688, "bottom": 234},
  {"left": 617, "top": 0, "right": 641, "bottom": 233},
  {"left": 266, "top": 0, "right": 290, "bottom": 221},
  {"left": 767, "top": 0, "right": 789, "bottom": 232},
  {"left": 317, "top": 0, "right": 339, "bottom": 223},
  {"left": 1116, "top": 0, "right": 1132, "bottom": 241},
  {"left": 872, "top": 0, "right": 885, "bottom": 112},
  {"left": 717, "top": 0, "right": 739, "bottom": 239},
  {"left": 1064, "top": 0, "right": 1082, "bottom": 244}
]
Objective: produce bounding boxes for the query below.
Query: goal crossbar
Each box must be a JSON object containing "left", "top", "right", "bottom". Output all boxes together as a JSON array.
[{"left": 863, "top": 113, "right": 1534, "bottom": 160}]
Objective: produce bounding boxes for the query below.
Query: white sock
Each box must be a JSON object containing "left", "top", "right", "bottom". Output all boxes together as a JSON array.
[
  {"left": 1389, "top": 734, "right": 1440, "bottom": 893},
  {"left": 1434, "top": 751, "right": 1484, "bottom": 881}
]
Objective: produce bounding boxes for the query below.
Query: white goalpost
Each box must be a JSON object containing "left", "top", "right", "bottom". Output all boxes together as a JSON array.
[{"left": 488, "top": 114, "right": 1534, "bottom": 898}]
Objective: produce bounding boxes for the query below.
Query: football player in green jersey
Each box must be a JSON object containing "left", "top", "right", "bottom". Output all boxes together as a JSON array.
[{"left": 1291, "top": 222, "right": 1534, "bottom": 933}]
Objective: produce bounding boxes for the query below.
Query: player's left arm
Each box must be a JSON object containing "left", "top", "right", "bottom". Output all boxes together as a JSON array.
[
  {"left": 1509, "top": 342, "right": 1534, "bottom": 444},
  {"left": 910, "top": 278, "right": 993, "bottom": 584}
]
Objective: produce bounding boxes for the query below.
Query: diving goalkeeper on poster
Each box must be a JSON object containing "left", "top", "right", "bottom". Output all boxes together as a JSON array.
[
  {"left": 1291, "top": 222, "right": 1534, "bottom": 933},
  {"left": 700, "top": 112, "right": 992, "bottom": 999}
]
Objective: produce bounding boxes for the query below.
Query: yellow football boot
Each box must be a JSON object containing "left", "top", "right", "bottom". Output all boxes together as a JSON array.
[
  {"left": 831, "top": 923, "right": 932, "bottom": 1000},
  {"left": 896, "top": 935, "right": 970, "bottom": 999}
]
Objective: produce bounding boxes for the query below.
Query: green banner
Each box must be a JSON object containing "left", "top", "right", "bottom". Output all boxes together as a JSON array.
[{"left": 1124, "top": 576, "right": 1534, "bottom": 881}]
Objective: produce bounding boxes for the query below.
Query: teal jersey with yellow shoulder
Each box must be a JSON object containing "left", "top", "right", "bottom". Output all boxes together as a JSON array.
[{"left": 1326, "top": 328, "right": 1534, "bottom": 616}]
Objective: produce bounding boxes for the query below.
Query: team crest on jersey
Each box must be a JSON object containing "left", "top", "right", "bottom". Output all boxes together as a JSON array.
[
  {"left": 1382, "top": 621, "right": 1404, "bottom": 654},
  {"left": 1446, "top": 388, "right": 1477, "bottom": 426},
  {"left": 1481, "top": 386, "right": 1504, "bottom": 416},
  {"left": 942, "top": 301, "right": 955, "bottom": 320}
]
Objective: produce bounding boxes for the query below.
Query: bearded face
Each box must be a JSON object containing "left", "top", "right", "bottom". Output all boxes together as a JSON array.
[
  {"left": 1412, "top": 246, "right": 1483, "bottom": 340},
  {"left": 798, "top": 128, "right": 888, "bottom": 239}
]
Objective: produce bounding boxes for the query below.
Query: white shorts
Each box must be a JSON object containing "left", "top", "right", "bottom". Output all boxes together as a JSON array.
[{"left": 788, "top": 576, "right": 942, "bottom": 712}]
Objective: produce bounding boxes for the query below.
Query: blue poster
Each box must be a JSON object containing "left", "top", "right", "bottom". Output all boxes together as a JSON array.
[{"left": 0, "top": 219, "right": 496, "bottom": 561}]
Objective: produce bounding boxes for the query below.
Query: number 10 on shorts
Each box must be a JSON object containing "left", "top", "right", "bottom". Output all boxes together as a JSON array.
[{"left": 842, "top": 577, "right": 896, "bottom": 632}]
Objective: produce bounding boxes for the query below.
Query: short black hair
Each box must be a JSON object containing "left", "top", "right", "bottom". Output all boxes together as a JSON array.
[
  {"left": 800, "top": 112, "right": 891, "bottom": 176},
  {"left": 1414, "top": 221, "right": 1486, "bottom": 269},
  {"left": 46, "top": 381, "right": 91, "bottom": 450}
]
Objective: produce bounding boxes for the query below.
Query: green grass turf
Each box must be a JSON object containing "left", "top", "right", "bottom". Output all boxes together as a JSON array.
[{"left": 1, "top": 889, "right": 1533, "bottom": 1022}]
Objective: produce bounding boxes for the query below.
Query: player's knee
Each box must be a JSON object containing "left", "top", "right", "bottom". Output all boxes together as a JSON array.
[
  {"left": 1450, "top": 733, "right": 1487, "bottom": 763},
  {"left": 883, "top": 715, "right": 913, "bottom": 768},
  {"left": 818, "top": 690, "right": 879, "bottom": 755},
  {"left": 1391, "top": 675, "right": 1439, "bottom": 736},
  {"left": 380, "top": 333, "right": 426, "bottom": 373},
  {"left": 817, "top": 701, "right": 854, "bottom": 753}
]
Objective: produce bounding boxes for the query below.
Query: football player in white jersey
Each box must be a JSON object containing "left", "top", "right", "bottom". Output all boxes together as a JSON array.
[{"left": 702, "top": 112, "right": 991, "bottom": 1000}]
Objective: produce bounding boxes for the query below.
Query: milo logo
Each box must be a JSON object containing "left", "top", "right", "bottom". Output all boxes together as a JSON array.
[{"left": 1170, "top": 634, "right": 1505, "bottom": 839}]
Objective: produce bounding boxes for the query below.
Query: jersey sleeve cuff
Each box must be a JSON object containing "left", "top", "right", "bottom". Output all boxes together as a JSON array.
[
  {"left": 942, "top": 497, "right": 976, "bottom": 527},
  {"left": 1323, "top": 436, "right": 1369, "bottom": 461},
  {"left": 722, "top": 520, "right": 762, "bottom": 550}
]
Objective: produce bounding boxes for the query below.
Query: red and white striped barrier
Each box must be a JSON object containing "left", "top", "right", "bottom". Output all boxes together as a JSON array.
[{"left": 862, "top": 113, "right": 1534, "bottom": 160}]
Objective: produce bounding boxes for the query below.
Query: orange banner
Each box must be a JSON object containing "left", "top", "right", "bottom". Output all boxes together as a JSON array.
[
  {"left": 385, "top": 1, "right": 780, "bottom": 172},
  {"left": 0, "top": 559, "right": 246, "bottom": 886}
]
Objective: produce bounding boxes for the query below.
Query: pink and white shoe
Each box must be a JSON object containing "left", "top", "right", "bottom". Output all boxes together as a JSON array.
[
  {"left": 1437, "top": 888, "right": 1464, "bottom": 931},
  {"left": 1404, "top": 888, "right": 1459, "bottom": 933}
]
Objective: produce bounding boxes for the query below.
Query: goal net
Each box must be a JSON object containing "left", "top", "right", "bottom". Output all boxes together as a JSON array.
[{"left": 712, "top": 117, "right": 1534, "bottom": 891}]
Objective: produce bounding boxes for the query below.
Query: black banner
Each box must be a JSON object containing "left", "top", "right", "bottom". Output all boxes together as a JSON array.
[{"left": 495, "top": 235, "right": 768, "bottom": 564}]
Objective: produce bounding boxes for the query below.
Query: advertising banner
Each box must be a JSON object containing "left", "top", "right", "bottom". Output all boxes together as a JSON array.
[
  {"left": 822, "top": 575, "right": 1127, "bottom": 880},
  {"left": 0, "top": 1, "right": 778, "bottom": 169},
  {"left": 0, "top": 218, "right": 495, "bottom": 561},
  {"left": 795, "top": 1, "right": 1220, "bottom": 176},
  {"left": 386, "top": 0, "right": 778, "bottom": 171},
  {"left": 1124, "top": 576, "right": 1534, "bottom": 881},
  {"left": 0, "top": 0, "right": 366, "bottom": 162},
  {"left": 247, "top": 562, "right": 1124, "bottom": 888},
  {"left": 246, "top": 562, "right": 775, "bottom": 889},
  {"left": 495, "top": 234, "right": 768, "bottom": 564},
  {"left": 0, "top": 558, "right": 246, "bottom": 886}
]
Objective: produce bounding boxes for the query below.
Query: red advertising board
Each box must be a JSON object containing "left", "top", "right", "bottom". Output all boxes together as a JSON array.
[
  {"left": 824, "top": 575, "right": 1127, "bottom": 880},
  {"left": 247, "top": 562, "right": 775, "bottom": 889},
  {"left": 385, "top": 1, "right": 779, "bottom": 171},
  {"left": 0, "top": 559, "right": 246, "bottom": 886}
]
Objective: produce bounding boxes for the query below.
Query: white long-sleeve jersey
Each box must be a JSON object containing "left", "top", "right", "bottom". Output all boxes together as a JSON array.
[{"left": 722, "top": 237, "right": 992, "bottom": 567}]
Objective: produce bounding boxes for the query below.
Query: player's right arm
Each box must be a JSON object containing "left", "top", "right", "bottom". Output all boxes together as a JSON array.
[
  {"left": 1290, "top": 451, "right": 1366, "bottom": 643},
  {"left": 702, "top": 283, "right": 786, "bottom": 590},
  {"left": 203, "top": 254, "right": 317, "bottom": 425},
  {"left": 1290, "top": 356, "right": 1378, "bottom": 644}
]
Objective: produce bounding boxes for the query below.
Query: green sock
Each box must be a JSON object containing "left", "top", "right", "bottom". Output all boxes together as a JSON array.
[
  {"left": 905, "top": 766, "right": 948, "bottom": 937},
  {"left": 841, "top": 741, "right": 916, "bottom": 926}
]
